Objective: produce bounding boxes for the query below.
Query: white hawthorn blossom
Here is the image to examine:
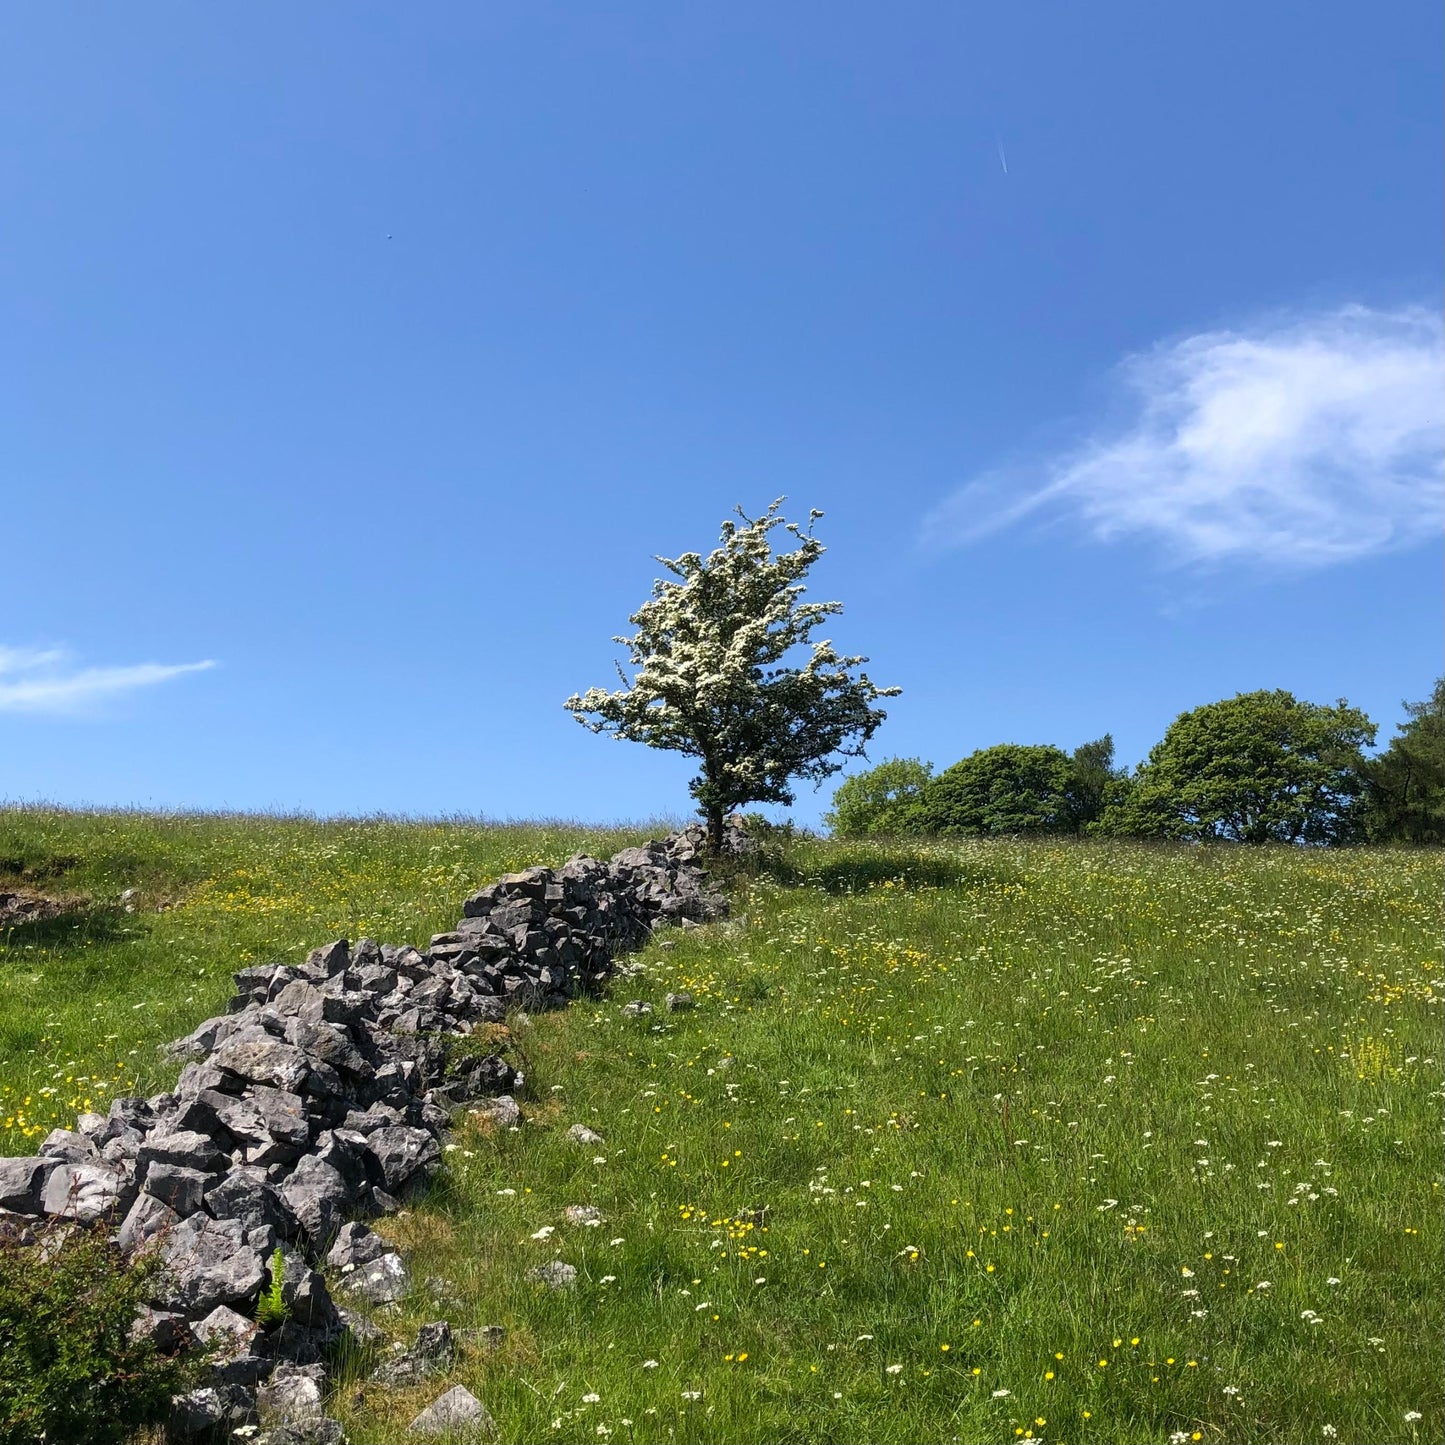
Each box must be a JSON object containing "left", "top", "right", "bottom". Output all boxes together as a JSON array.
[{"left": 566, "top": 500, "right": 898, "bottom": 848}]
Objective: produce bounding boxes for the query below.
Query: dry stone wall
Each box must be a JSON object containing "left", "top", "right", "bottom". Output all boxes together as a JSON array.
[{"left": 0, "top": 821, "right": 743, "bottom": 1443}]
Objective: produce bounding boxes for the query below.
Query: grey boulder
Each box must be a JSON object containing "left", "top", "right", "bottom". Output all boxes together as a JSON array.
[
  {"left": 257, "top": 1364, "right": 326, "bottom": 1425},
  {"left": 38, "top": 1128, "right": 98, "bottom": 1164},
  {"left": 408, "top": 1385, "right": 494, "bottom": 1439},
  {"left": 137, "top": 1129, "right": 227, "bottom": 1178},
  {"left": 212, "top": 1038, "right": 312, "bottom": 1094},
  {"left": 365, "top": 1126, "right": 441, "bottom": 1193},
  {"left": 142, "top": 1162, "right": 210, "bottom": 1217},
  {"left": 0, "top": 1156, "right": 60, "bottom": 1214},
  {"left": 118, "top": 1191, "right": 179, "bottom": 1253},
  {"left": 158, "top": 1213, "right": 267, "bottom": 1315},
  {"left": 325, "top": 1220, "right": 386, "bottom": 1273},
  {"left": 205, "top": 1166, "right": 297, "bottom": 1238},
  {"left": 278, "top": 1155, "right": 350, "bottom": 1242},
  {"left": 168, "top": 1386, "right": 226, "bottom": 1437},
  {"left": 41, "top": 1162, "right": 130, "bottom": 1223}
]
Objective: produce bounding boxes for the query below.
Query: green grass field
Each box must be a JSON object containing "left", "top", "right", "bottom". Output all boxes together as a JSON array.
[{"left": 1, "top": 810, "right": 1440, "bottom": 1445}]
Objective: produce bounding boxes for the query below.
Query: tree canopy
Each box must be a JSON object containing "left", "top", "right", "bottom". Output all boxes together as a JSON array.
[
  {"left": 1360, "top": 678, "right": 1445, "bottom": 844},
  {"left": 1099, "top": 689, "right": 1375, "bottom": 844},
  {"left": 823, "top": 756, "right": 933, "bottom": 837},
  {"left": 913, "top": 743, "right": 1075, "bottom": 836},
  {"left": 565, "top": 500, "right": 898, "bottom": 850}
]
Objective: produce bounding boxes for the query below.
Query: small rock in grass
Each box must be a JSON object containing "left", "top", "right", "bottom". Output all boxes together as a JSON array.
[
  {"left": 563, "top": 1204, "right": 603, "bottom": 1227},
  {"left": 373, "top": 1320, "right": 456, "bottom": 1384},
  {"left": 425, "top": 1274, "right": 463, "bottom": 1306},
  {"left": 566, "top": 1124, "right": 604, "bottom": 1147},
  {"left": 463, "top": 1324, "right": 507, "bottom": 1352},
  {"left": 336, "top": 1306, "right": 385, "bottom": 1347},
  {"left": 528, "top": 1260, "right": 578, "bottom": 1291},
  {"left": 408, "top": 1384, "right": 495, "bottom": 1438},
  {"left": 620, "top": 1000, "right": 652, "bottom": 1017},
  {"left": 256, "top": 1365, "right": 325, "bottom": 1425},
  {"left": 468, "top": 1095, "right": 521, "bottom": 1130},
  {"left": 664, "top": 992, "right": 695, "bottom": 1012}
]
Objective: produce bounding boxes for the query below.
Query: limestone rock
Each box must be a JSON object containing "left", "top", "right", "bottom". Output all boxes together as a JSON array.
[
  {"left": 408, "top": 1385, "right": 494, "bottom": 1438},
  {"left": 41, "top": 1161, "right": 130, "bottom": 1223},
  {"left": 528, "top": 1260, "right": 578, "bottom": 1291},
  {"left": 0, "top": 1155, "right": 60, "bottom": 1214},
  {"left": 157, "top": 1214, "right": 267, "bottom": 1316},
  {"left": 337, "top": 1250, "right": 409, "bottom": 1304}
]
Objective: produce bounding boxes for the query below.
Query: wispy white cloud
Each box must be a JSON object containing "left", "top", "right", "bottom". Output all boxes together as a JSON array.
[
  {"left": 0, "top": 646, "right": 216, "bottom": 715},
  {"left": 926, "top": 304, "right": 1444, "bottom": 569}
]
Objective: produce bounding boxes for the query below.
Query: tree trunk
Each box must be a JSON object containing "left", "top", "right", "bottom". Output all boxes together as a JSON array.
[{"left": 706, "top": 805, "right": 725, "bottom": 855}]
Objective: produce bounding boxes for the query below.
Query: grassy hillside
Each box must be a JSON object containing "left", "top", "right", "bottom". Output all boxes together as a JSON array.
[
  {"left": 1, "top": 811, "right": 1439, "bottom": 1444},
  {"left": 0, "top": 809, "right": 656, "bottom": 1151}
]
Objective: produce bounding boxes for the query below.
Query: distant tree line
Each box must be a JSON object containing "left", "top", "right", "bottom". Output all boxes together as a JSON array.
[{"left": 825, "top": 681, "right": 1445, "bottom": 846}]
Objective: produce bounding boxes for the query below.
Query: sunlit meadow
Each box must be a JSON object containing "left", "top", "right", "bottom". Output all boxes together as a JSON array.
[{"left": 1, "top": 811, "right": 1440, "bottom": 1444}]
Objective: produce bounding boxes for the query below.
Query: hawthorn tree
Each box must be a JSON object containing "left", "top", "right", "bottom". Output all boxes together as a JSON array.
[{"left": 565, "top": 500, "right": 899, "bottom": 851}]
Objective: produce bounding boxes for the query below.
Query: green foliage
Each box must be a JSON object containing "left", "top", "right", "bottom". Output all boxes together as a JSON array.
[
  {"left": 913, "top": 743, "right": 1074, "bottom": 836},
  {"left": 0, "top": 1220, "right": 188, "bottom": 1445},
  {"left": 565, "top": 500, "right": 899, "bottom": 849},
  {"left": 255, "top": 1247, "right": 289, "bottom": 1328},
  {"left": 1100, "top": 689, "right": 1376, "bottom": 844},
  {"left": 1065, "top": 733, "right": 1123, "bottom": 833},
  {"left": 823, "top": 757, "right": 933, "bottom": 837},
  {"left": 1361, "top": 678, "right": 1445, "bottom": 844}
]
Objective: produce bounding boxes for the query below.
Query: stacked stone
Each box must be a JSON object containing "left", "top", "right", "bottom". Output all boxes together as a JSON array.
[{"left": 0, "top": 825, "right": 732, "bottom": 1442}]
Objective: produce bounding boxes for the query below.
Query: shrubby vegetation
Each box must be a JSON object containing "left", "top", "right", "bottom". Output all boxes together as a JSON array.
[
  {"left": 0, "top": 1217, "right": 189, "bottom": 1445},
  {"left": 832, "top": 683, "right": 1442, "bottom": 845},
  {"left": 1099, "top": 691, "right": 1375, "bottom": 845}
]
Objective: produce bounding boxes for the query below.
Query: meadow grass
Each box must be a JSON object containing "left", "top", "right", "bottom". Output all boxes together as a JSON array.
[{"left": 1, "top": 811, "right": 1440, "bottom": 1444}]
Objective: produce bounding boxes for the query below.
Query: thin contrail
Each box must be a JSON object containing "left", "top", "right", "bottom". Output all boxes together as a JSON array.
[{"left": 997, "top": 141, "right": 1008, "bottom": 175}]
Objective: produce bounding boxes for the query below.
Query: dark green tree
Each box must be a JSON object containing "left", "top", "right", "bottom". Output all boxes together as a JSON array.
[
  {"left": 824, "top": 757, "right": 933, "bottom": 837},
  {"left": 914, "top": 743, "right": 1073, "bottom": 836},
  {"left": 1099, "top": 690, "right": 1375, "bottom": 844},
  {"left": 1360, "top": 678, "right": 1445, "bottom": 844},
  {"left": 1065, "top": 734, "right": 1124, "bottom": 833}
]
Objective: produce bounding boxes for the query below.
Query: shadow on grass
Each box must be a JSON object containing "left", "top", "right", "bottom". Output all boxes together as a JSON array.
[
  {"left": 720, "top": 837, "right": 1023, "bottom": 896},
  {"left": 0, "top": 902, "right": 131, "bottom": 951}
]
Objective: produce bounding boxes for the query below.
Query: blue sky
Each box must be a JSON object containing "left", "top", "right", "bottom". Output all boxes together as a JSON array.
[{"left": 3, "top": 3, "right": 1441, "bottom": 825}]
